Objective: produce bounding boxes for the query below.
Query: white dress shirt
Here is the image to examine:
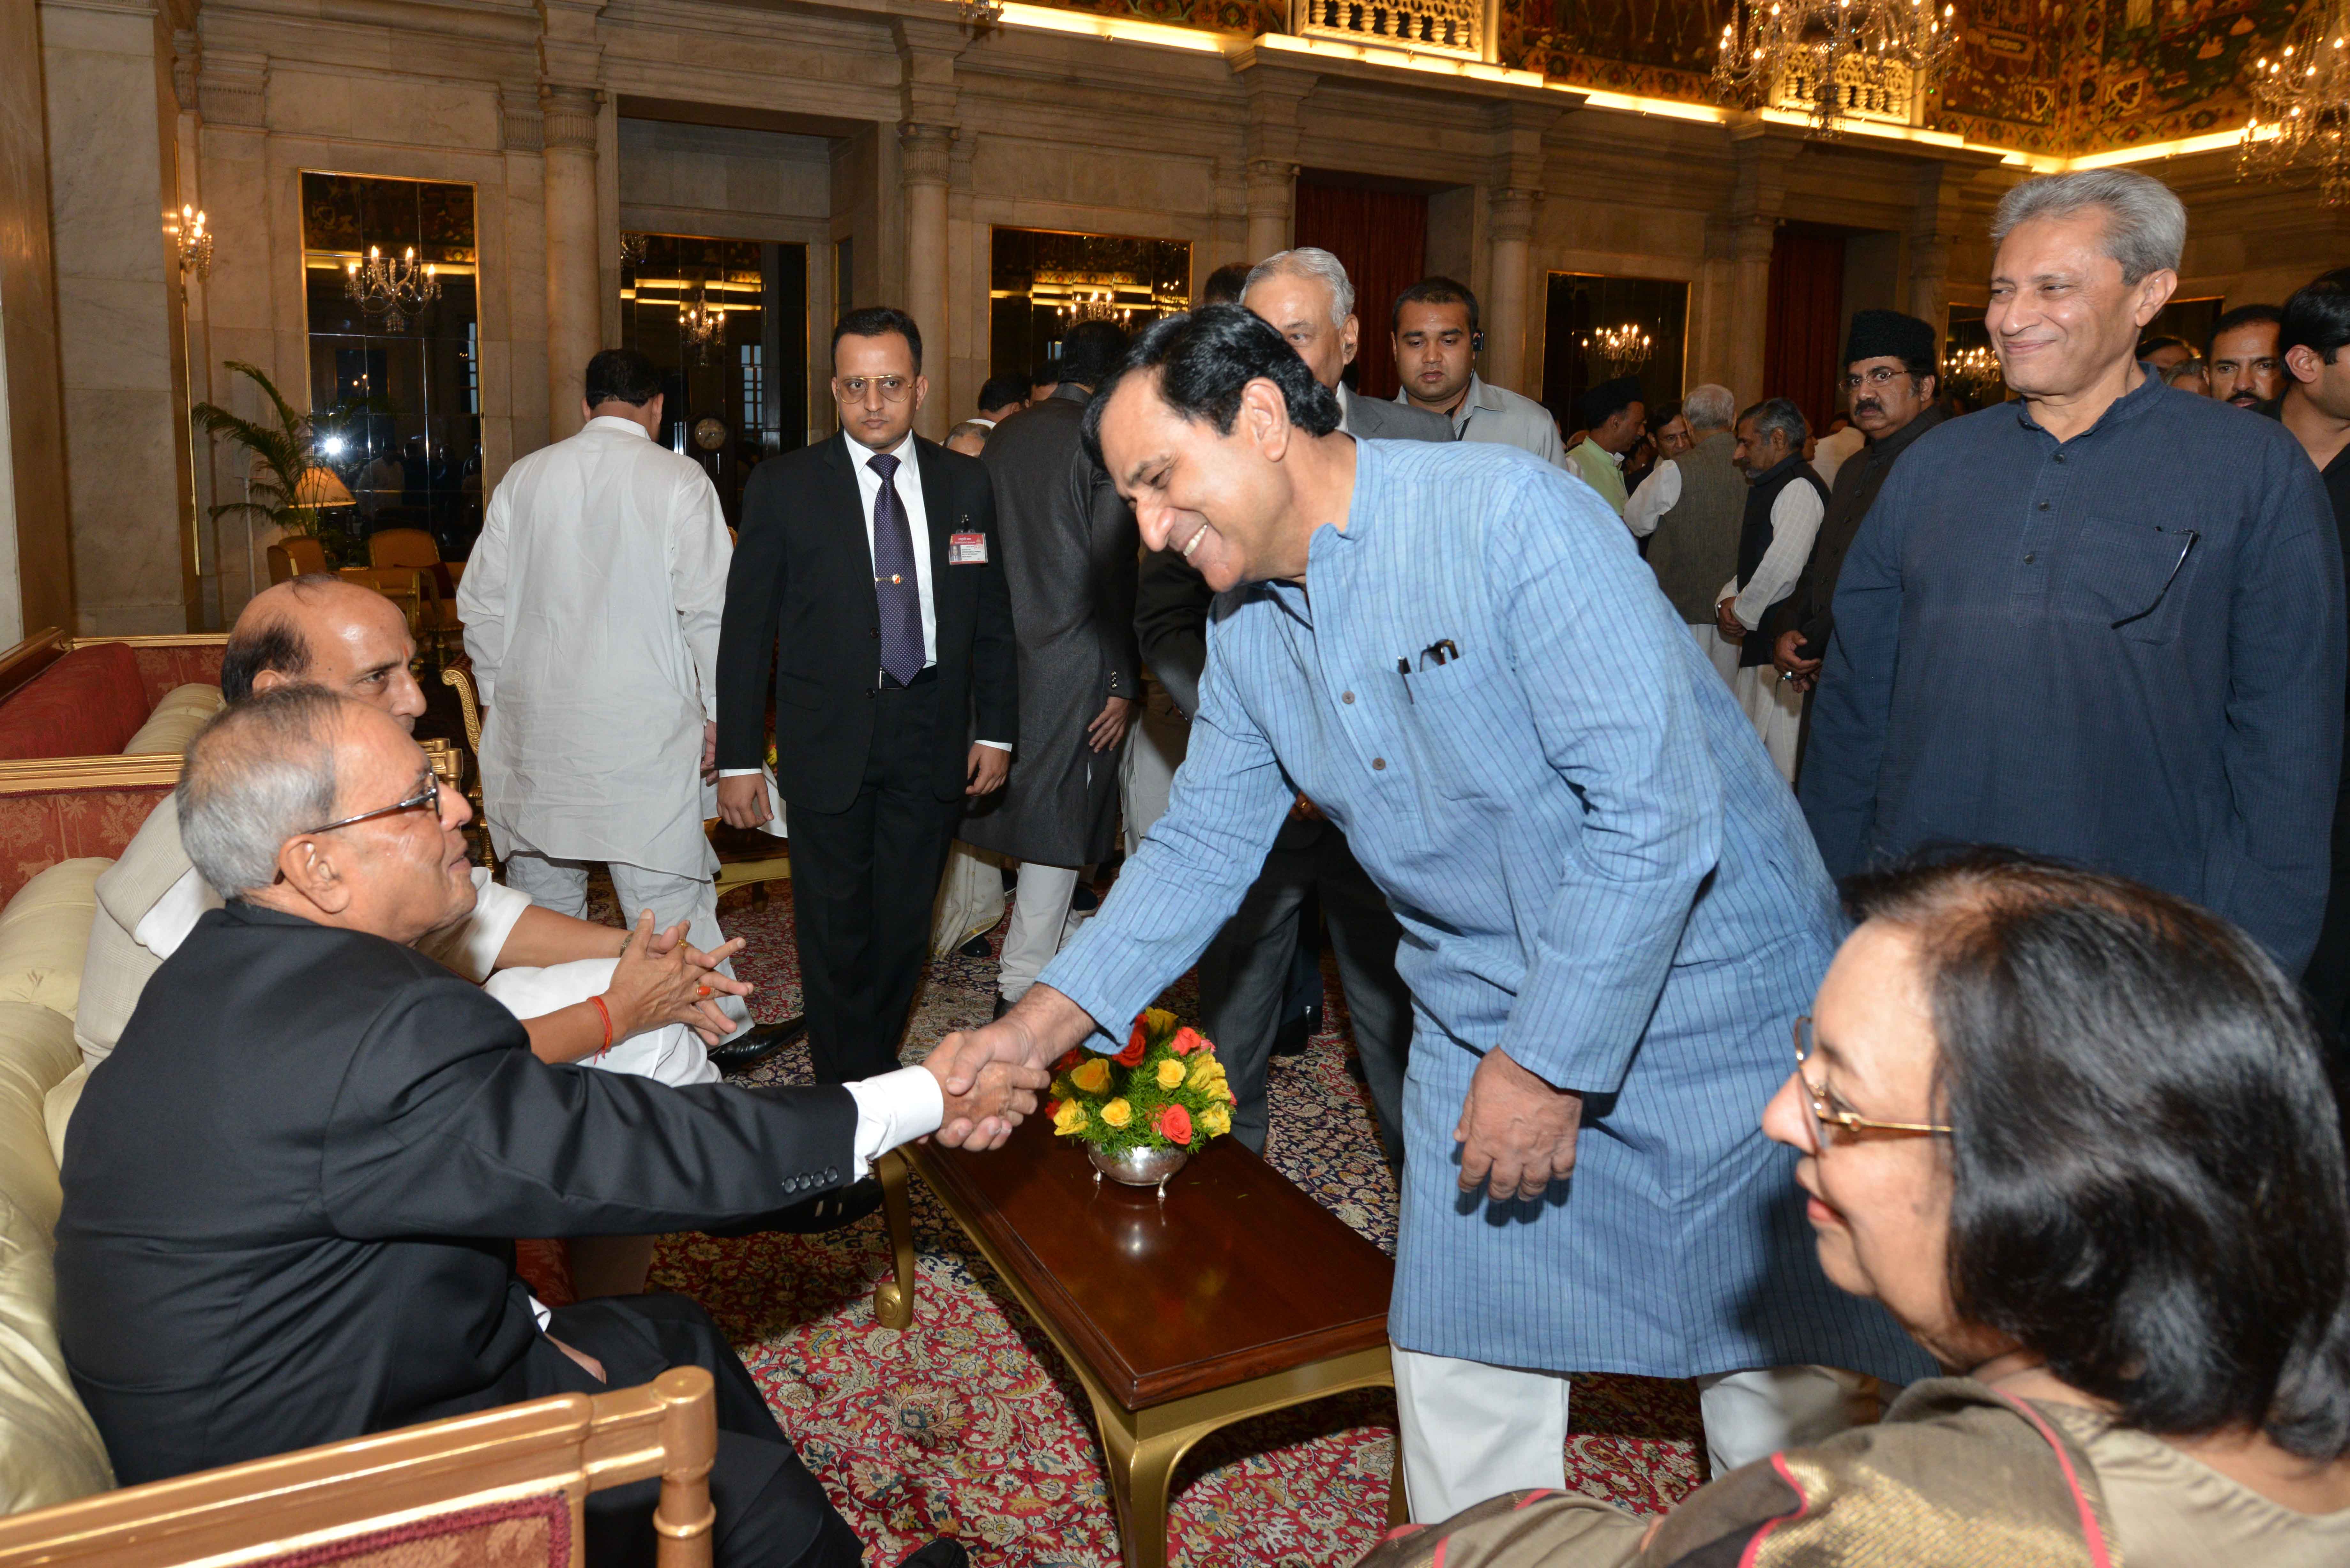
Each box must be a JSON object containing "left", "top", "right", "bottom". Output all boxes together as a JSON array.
[
  {"left": 721, "top": 427, "right": 1005, "bottom": 777},
  {"left": 1730, "top": 479, "right": 1826, "bottom": 631},
  {"left": 850, "top": 428, "right": 940, "bottom": 672}
]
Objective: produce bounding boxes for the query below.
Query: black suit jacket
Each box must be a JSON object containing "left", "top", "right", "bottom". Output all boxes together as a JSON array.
[
  {"left": 56, "top": 902, "right": 857, "bottom": 1484},
  {"left": 717, "top": 432, "right": 1018, "bottom": 813}
]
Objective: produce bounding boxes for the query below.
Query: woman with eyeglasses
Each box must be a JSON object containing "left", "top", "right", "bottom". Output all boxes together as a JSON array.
[{"left": 1360, "top": 848, "right": 2350, "bottom": 1566}]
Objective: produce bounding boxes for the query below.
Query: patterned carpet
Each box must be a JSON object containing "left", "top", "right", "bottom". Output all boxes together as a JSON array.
[{"left": 629, "top": 879, "right": 1704, "bottom": 1566}]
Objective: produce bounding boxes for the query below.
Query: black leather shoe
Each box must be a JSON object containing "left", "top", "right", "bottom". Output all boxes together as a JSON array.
[
  {"left": 701, "top": 1176, "right": 884, "bottom": 1238},
  {"left": 705, "top": 1015, "right": 807, "bottom": 1074},
  {"left": 898, "top": 1542, "right": 969, "bottom": 1568},
  {"left": 957, "top": 933, "right": 992, "bottom": 958}
]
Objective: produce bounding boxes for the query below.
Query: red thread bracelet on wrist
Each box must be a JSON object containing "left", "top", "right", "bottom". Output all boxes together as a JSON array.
[{"left": 590, "top": 995, "right": 613, "bottom": 1058}]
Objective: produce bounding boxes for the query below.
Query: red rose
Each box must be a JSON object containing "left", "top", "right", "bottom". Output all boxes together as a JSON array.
[
  {"left": 1170, "top": 1027, "right": 1204, "bottom": 1057},
  {"left": 1045, "top": 1099, "right": 1063, "bottom": 1121},
  {"left": 1054, "top": 1048, "right": 1086, "bottom": 1073},
  {"left": 1156, "top": 1103, "right": 1193, "bottom": 1146},
  {"left": 1116, "top": 1020, "right": 1149, "bottom": 1067}
]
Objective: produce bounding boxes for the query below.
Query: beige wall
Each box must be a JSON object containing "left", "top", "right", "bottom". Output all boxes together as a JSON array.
[
  {"left": 0, "top": 0, "right": 71, "bottom": 643},
  {"left": 42, "top": 0, "right": 192, "bottom": 635}
]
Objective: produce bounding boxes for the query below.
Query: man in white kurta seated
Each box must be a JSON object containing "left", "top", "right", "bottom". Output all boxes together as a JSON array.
[
  {"left": 73, "top": 576, "right": 751, "bottom": 1294},
  {"left": 459, "top": 348, "right": 798, "bottom": 1075}
]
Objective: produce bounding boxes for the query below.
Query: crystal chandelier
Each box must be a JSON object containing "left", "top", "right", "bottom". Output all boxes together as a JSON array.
[
  {"left": 343, "top": 245, "right": 441, "bottom": 332},
  {"left": 1581, "top": 323, "right": 1653, "bottom": 374},
  {"left": 1065, "top": 288, "right": 1130, "bottom": 326},
  {"left": 1944, "top": 344, "right": 2004, "bottom": 403},
  {"left": 680, "top": 286, "right": 726, "bottom": 364},
  {"left": 2241, "top": 1, "right": 2350, "bottom": 204},
  {"left": 1714, "top": 0, "right": 1960, "bottom": 135}
]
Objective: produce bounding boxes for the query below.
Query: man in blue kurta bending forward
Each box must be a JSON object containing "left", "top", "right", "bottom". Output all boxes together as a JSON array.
[{"left": 927, "top": 305, "right": 1933, "bottom": 1519}]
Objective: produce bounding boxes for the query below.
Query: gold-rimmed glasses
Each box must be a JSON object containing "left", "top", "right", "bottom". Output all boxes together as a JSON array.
[
  {"left": 304, "top": 769, "right": 441, "bottom": 837},
  {"left": 834, "top": 374, "right": 913, "bottom": 404},
  {"left": 1793, "top": 1015, "right": 1952, "bottom": 1142}
]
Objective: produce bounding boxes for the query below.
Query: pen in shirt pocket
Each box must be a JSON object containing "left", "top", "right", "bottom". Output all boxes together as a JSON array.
[{"left": 1395, "top": 657, "right": 1413, "bottom": 704}]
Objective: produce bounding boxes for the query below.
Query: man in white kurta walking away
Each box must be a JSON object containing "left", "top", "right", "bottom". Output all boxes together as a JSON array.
[{"left": 460, "top": 347, "right": 797, "bottom": 1076}]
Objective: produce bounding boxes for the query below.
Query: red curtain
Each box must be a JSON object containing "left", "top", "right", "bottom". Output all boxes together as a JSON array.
[
  {"left": 1293, "top": 182, "right": 1430, "bottom": 401},
  {"left": 1763, "top": 225, "right": 1847, "bottom": 437}
]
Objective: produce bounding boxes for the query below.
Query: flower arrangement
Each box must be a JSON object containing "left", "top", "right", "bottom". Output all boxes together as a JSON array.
[{"left": 1048, "top": 1007, "right": 1234, "bottom": 1156}]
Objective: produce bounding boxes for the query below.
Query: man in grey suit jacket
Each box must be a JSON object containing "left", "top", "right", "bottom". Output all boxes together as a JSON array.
[{"left": 1242, "top": 247, "right": 1453, "bottom": 447}]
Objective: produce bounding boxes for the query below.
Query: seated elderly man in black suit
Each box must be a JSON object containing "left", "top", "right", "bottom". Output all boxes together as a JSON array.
[{"left": 55, "top": 687, "right": 1037, "bottom": 1568}]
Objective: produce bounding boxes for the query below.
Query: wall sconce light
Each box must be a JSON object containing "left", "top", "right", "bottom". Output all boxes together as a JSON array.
[{"left": 174, "top": 204, "right": 214, "bottom": 283}]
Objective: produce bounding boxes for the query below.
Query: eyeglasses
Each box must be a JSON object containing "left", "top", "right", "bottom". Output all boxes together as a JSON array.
[
  {"left": 834, "top": 375, "right": 913, "bottom": 404},
  {"left": 1793, "top": 1015, "right": 1952, "bottom": 1143},
  {"left": 1841, "top": 366, "right": 1910, "bottom": 392},
  {"left": 303, "top": 770, "right": 441, "bottom": 837}
]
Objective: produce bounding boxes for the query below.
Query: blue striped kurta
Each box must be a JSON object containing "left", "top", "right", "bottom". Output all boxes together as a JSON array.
[{"left": 1042, "top": 439, "right": 1932, "bottom": 1383}]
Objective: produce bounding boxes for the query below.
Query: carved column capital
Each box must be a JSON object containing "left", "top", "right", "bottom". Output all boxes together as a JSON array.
[
  {"left": 1488, "top": 187, "right": 1542, "bottom": 244},
  {"left": 540, "top": 83, "right": 600, "bottom": 152},
  {"left": 900, "top": 122, "right": 956, "bottom": 187},
  {"left": 198, "top": 49, "right": 268, "bottom": 129},
  {"left": 500, "top": 83, "right": 545, "bottom": 152}
]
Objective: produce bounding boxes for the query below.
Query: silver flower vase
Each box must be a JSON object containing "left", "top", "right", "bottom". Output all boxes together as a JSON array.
[{"left": 1088, "top": 1142, "right": 1190, "bottom": 1198}]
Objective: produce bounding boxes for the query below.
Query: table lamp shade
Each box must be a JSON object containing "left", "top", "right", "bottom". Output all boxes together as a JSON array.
[{"left": 292, "top": 466, "right": 357, "bottom": 508}]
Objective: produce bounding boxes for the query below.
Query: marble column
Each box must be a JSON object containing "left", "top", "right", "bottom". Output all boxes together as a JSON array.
[
  {"left": 1907, "top": 233, "right": 1950, "bottom": 353},
  {"left": 1485, "top": 188, "right": 1537, "bottom": 394},
  {"left": 1726, "top": 218, "right": 1776, "bottom": 404},
  {"left": 1245, "top": 158, "right": 1296, "bottom": 263},
  {"left": 541, "top": 83, "right": 602, "bottom": 444},
  {"left": 901, "top": 122, "right": 951, "bottom": 441}
]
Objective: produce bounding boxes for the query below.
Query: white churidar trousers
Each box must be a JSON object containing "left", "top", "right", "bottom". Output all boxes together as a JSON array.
[{"left": 1392, "top": 1349, "right": 1878, "bottom": 1521}]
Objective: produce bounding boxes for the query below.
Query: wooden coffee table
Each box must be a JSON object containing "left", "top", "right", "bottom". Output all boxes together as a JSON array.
[{"left": 872, "top": 1118, "right": 1402, "bottom": 1568}]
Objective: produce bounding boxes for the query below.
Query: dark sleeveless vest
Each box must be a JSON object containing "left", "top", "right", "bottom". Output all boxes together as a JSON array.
[{"left": 1734, "top": 454, "right": 1830, "bottom": 668}]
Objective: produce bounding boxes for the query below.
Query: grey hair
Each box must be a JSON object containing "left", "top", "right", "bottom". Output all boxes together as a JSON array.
[
  {"left": 1991, "top": 170, "right": 2186, "bottom": 285},
  {"left": 177, "top": 685, "right": 346, "bottom": 897},
  {"left": 1681, "top": 383, "right": 1736, "bottom": 431},
  {"left": 1740, "top": 396, "right": 1810, "bottom": 451},
  {"left": 1243, "top": 247, "right": 1355, "bottom": 328}
]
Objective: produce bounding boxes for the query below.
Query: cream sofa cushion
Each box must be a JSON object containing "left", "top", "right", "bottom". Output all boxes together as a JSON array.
[
  {"left": 0, "top": 999, "right": 112, "bottom": 1506},
  {"left": 121, "top": 683, "right": 222, "bottom": 757},
  {"left": 0, "top": 861, "right": 103, "bottom": 1021}
]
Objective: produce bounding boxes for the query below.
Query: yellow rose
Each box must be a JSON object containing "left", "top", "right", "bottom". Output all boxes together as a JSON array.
[
  {"left": 1199, "top": 1101, "right": 1231, "bottom": 1137},
  {"left": 1188, "top": 1056, "right": 1226, "bottom": 1093},
  {"left": 1070, "top": 1058, "right": 1111, "bottom": 1096},
  {"left": 1155, "top": 1057, "right": 1186, "bottom": 1090},
  {"left": 1052, "top": 1100, "right": 1088, "bottom": 1136},
  {"left": 1100, "top": 1097, "right": 1133, "bottom": 1128},
  {"left": 1143, "top": 1007, "right": 1177, "bottom": 1037}
]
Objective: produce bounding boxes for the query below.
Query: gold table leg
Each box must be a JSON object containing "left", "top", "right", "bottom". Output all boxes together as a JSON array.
[{"left": 871, "top": 1149, "right": 917, "bottom": 1330}]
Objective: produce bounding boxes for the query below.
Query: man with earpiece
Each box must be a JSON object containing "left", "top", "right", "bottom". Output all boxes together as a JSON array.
[{"left": 1391, "top": 276, "right": 1570, "bottom": 468}]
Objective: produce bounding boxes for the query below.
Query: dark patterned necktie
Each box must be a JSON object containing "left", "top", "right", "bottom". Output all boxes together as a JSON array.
[{"left": 868, "top": 451, "right": 923, "bottom": 686}]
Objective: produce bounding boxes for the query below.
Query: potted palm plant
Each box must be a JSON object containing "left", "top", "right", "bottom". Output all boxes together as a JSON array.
[{"left": 191, "top": 360, "right": 359, "bottom": 566}]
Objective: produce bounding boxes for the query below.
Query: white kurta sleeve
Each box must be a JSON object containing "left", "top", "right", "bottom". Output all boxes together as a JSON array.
[
  {"left": 669, "top": 469, "right": 733, "bottom": 722},
  {"left": 456, "top": 481, "right": 514, "bottom": 707},
  {"left": 1623, "top": 460, "right": 1681, "bottom": 539},
  {"left": 415, "top": 870, "right": 534, "bottom": 983},
  {"left": 1731, "top": 480, "right": 1826, "bottom": 630},
  {"left": 841, "top": 1065, "right": 946, "bottom": 1178}
]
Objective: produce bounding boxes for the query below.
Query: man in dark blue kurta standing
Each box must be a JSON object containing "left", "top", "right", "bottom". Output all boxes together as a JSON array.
[{"left": 1802, "top": 170, "right": 2344, "bottom": 970}]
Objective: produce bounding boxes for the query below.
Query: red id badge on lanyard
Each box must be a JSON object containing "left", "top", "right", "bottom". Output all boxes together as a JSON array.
[{"left": 949, "top": 531, "right": 988, "bottom": 565}]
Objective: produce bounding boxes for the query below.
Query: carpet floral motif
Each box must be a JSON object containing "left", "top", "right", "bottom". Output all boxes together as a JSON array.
[{"left": 636, "top": 882, "right": 1702, "bottom": 1565}]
